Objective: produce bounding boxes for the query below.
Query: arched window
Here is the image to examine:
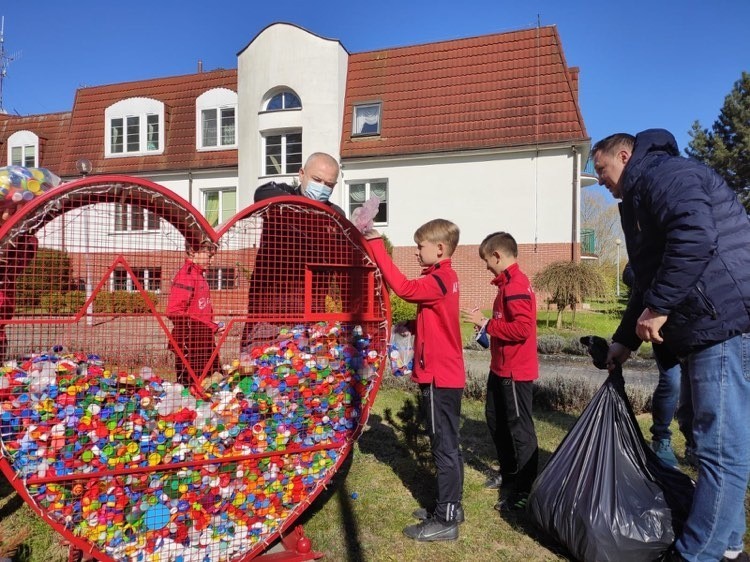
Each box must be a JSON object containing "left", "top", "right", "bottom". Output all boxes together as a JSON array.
[
  {"left": 7, "top": 130, "right": 39, "bottom": 167},
  {"left": 105, "top": 98, "right": 165, "bottom": 157},
  {"left": 265, "top": 91, "right": 301, "bottom": 111},
  {"left": 196, "top": 88, "right": 238, "bottom": 150}
]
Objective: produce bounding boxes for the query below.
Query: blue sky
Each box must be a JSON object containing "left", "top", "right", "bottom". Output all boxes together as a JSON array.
[{"left": 1, "top": 0, "right": 748, "bottom": 160}]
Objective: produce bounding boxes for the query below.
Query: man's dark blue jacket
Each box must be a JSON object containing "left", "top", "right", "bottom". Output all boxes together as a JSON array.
[{"left": 613, "top": 129, "right": 750, "bottom": 356}]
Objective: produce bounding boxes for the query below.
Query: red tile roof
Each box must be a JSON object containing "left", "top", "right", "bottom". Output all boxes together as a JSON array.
[
  {"left": 340, "top": 26, "right": 588, "bottom": 159},
  {"left": 0, "top": 112, "right": 71, "bottom": 172},
  {"left": 56, "top": 69, "right": 238, "bottom": 177}
]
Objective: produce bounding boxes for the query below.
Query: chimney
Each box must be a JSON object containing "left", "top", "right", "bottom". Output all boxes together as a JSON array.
[
  {"left": 568, "top": 66, "right": 579, "bottom": 103},
  {"left": 197, "top": 60, "right": 203, "bottom": 73}
]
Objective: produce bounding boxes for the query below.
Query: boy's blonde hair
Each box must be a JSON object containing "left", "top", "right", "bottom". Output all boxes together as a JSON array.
[
  {"left": 414, "top": 219, "right": 460, "bottom": 256},
  {"left": 479, "top": 231, "right": 517, "bottom": 259}
]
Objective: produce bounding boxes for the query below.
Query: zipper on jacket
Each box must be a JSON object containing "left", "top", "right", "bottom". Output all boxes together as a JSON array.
[{"left": 696, "top": 285, "right": 718, "bottom": 320}]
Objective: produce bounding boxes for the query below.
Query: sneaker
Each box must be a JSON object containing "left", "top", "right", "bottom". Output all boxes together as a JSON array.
[
  {"left": 721, "top": 552, "right": 750, "bottom": 561},
  {"left": 484, "top": 474, "right": 503, "bottom": 489},
  {"left": 412, "top": 505, "right": 465, "bottom": 524},
  {"left": 403, "top": 518, "right": 458, "bottom": 542},
  {"left": 684, "top": 446, "right": 698, "bottom": 468},
  {"left": 494, "top": 493, "right": 529, "bottom": 513},
  {"left": 652, "top": 439, "right": 679, "bottom": 468}
]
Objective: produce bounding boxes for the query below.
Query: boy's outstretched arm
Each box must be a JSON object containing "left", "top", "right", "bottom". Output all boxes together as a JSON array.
[{"left": 367, "top": 237, "right": 446, "bottom": 304}]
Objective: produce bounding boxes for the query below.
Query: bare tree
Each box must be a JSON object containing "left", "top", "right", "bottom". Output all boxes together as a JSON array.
[{"left": 581, "top": 189, "right": 625, "bottom": 265}]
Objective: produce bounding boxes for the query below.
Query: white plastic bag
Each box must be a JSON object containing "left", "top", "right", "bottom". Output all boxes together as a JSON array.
[{"left": 388, "top": 329, "right": 414, "bottom": 376}]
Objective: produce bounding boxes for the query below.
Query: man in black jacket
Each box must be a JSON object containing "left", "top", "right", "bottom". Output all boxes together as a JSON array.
[
  {"left": 254, "top": 152, "right": 344, "bottom": 214},
  {"left": 593, "top": 129, "right": 750, "bottom": 562},
  {"left": 241, "top": 152, "right": 344, "bottom": 347}
]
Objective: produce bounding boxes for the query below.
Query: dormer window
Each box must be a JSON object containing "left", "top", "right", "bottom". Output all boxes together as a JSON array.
[
  {"left": 196, "top": 88, "right": 238, "bottom": 150},
  {"left": 266, "top": 91, "right": 301, "bottom": 111},
  {"left": 7, "top": 131, "right": 39, "bottom": 167},
  {"left": 105, "top": 98, "right": 165, "bottom": 157},
  {"left": 352, "top": 103, "right": 381, "bottom": 136}
]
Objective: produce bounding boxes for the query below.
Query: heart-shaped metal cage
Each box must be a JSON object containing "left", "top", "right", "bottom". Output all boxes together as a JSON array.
[{"left": 0, "top": 175, "right": 390, "bottom": 561}]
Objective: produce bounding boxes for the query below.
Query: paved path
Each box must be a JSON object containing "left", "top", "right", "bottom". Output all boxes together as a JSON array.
[
  {"left": 539, "top": 353, "right": 660, "bottom": 389},
  {"left": 463, "top": 349, "right": 660, "bottom": 391}
]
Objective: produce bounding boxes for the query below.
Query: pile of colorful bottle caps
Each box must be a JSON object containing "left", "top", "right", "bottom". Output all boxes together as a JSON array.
[
  {"left": 0, "top": 321, "right": 382, "bottom": 561},
  {"left": 0, "top": 165, "right": 61, "bottom": 209}
]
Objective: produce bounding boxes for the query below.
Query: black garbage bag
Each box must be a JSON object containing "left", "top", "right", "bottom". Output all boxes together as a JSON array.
[{"left": 527, "top": 336, "right": 695, "bottom": 562}]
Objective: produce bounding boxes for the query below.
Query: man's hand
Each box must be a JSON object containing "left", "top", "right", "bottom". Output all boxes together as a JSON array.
[
  {"left": 636, "top": 308, "right": 668, "bottom": 344},
  {"left": 606, "top": 342, "right": 631, "bottom": 371}
]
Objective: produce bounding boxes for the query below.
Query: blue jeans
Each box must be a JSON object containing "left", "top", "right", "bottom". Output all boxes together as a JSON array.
[
  {"left": 675, "top": 334, "right": 750, "bottom": 561},
  {"left": 651, "top": 356, "right": 694, "bottom": 446}
]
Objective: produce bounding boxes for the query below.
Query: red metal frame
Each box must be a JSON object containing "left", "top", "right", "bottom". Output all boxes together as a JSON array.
[{"left": 0, "top": 175, "right": 391, "bottom": 561}]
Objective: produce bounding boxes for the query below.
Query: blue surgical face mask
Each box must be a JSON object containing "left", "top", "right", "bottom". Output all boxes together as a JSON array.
[{"left": 304, "top": 180, "right": 333, "bottom": 202}]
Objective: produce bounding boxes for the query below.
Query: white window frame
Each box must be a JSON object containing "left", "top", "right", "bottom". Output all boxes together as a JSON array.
[
  {"left": 105, "top": 98, "right": 165, "bottom": 157},
  {"left": 352, "top": 102, "right": 382, "bottom": 136},
  {"left": 207, "top": 267, "right": 236, "bottom": 291},
  {"left": 111, "top": 267, "right": 162, "bottom": 293},
  {"left": 202, "top": 187, "right": 237, "bottom": 227},
  {"left": 263, "top": 90, "right": 302, "bottom": 112},
  {"left": 113, "top": 203, "right": 160, "bottom": 233},
  {"left": 347, "top": 179, "right": 389, "bottom": 226},
  {"left": 196, "top": 88, "right": 238, "bottom": 150},
  {"left": 7, "top": 130, "right": 39, "bottom": 167},
  {"left": 262, "top": 130, "right": 302, "bottom": 176}
]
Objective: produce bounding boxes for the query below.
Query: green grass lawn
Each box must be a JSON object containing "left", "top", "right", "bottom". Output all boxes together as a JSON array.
[{"left": 1, "top": 387, "right": 713, "bottom": 562}]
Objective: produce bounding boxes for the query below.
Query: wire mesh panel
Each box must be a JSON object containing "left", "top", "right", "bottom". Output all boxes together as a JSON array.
[{"left": 0, "top": 176, "right": 389, "bottom": 562}]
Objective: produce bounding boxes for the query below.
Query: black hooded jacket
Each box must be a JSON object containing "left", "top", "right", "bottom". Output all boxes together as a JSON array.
[{"left": 612, "top": 129, "right": 750, "bottom": 356}]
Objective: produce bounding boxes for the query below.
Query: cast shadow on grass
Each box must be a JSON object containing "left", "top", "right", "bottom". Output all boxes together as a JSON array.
[
  {"left": 0, "top": 470, "right": 25, "bottom": 522},
  {"left": 293, "top": 449, "right": 365, "bottom": 562},
  {"left": 357, "top": 399, "right": 436, "bottom": 511}
]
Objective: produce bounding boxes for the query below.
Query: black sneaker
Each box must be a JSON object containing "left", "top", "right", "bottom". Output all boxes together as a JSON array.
[
  {"left": 412, "top": 505, "right": 465, "bottom": 523},
  {"left": 484, "top": 474, "right": 503, "bottom": 489},
  {"left": 494, "top": 493, "right": 528, "bottom": 513},
  {"left": 403, "top": 518, "right": 458, "bottom": 542},
  {"left": 721, "top": 553, "right": 750, "bottom": 562}
]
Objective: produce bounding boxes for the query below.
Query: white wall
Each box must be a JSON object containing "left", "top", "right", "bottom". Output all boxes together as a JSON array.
[
  {"left": 237, "top": 23, "right": 349, "bottom": 210},
  {"left": 341, "top": 146, "right": 578, "bottom": 247},
  {"left": 36, "top": 169, "right": 239, "bottom": 253}
]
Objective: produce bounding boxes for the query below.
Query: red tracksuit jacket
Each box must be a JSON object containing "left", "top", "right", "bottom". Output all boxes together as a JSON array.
[
  {"left": 166, "top": 259, "right": 217, "bottom": 330},
  {"left": 369, "top": 239, "right": 465, "bottom": 389},
  {"left": 487, "top": 262, "right": 538, "bottom": 381}
]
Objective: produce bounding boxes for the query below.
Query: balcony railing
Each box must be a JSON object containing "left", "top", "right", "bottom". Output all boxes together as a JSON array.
[{"left": 581, "top": 228, "right": 597, "bottom": 255}]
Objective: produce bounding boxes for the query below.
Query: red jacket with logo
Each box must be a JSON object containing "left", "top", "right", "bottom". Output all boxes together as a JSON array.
[
  {"left": 166, "top": 259, "right": 217, "bottom": 331},
  {"left": 369, "top": 239, "right": 465, "bottom": 388},
  {"left": 487, "top": 262, "right": 538, "bottom": 381}
]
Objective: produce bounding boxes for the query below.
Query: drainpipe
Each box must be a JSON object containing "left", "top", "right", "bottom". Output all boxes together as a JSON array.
[
  {"left": 571, "top": 146, "right": 580, "bottom": 262},
  {"left": 188, "top": 169, "right": 193, "bottom": 206}
]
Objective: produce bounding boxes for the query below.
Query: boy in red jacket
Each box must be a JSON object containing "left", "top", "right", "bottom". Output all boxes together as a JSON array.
[
  {"left": 365, "top": 218, "right": 465, "bottom": 542},
  {"left": 463, "top": 231, "right": 538, "bottom": 512},
  {"left": 166, "top": 241, "right": 222, "bottom": 386}
]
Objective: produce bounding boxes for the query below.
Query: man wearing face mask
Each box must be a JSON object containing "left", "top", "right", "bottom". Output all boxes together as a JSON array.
[
  {"left": 253, "top": 152, "right": 344, "bottom": 214},
  {"left": 242, "top": 152, "right": 345, "bottom": 348}
]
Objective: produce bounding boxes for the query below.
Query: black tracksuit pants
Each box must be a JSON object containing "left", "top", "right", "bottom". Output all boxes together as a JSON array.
[
  {"left": 485, "top": 372, "right": 538, "bottom": 496},
  {"left": 418, "top": 383, "right": 464, "bottom": 522}
]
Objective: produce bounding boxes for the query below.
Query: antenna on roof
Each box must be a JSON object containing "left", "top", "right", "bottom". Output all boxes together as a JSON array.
[{"left": 0, "top": 16, "right": 22, "bottom": 114}]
